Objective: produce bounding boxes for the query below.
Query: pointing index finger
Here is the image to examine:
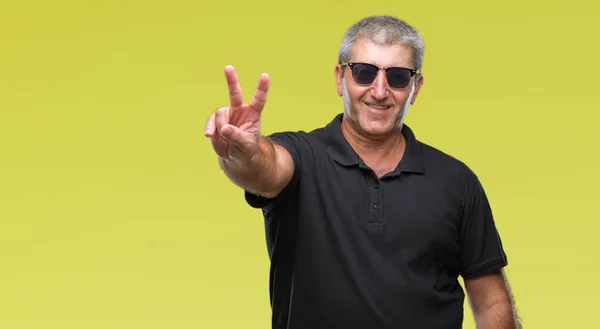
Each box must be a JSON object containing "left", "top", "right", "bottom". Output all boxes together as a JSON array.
[{"left": 224, "top": 65, "right": 244, "bottom": 108}]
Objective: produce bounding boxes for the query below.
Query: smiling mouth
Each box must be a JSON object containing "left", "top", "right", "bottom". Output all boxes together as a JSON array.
[{"left": 364, "top": 102, "right": 392, "bottom": 111}]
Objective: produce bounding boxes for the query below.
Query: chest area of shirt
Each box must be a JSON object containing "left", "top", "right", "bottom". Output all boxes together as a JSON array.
[{"left": 300, "top": 164, "right": 462, "bottom": 245}]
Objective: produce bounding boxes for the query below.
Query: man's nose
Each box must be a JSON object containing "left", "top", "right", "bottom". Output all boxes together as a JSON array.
[{"left": 370, "top": 70, "right": 389, "bottom": 100}]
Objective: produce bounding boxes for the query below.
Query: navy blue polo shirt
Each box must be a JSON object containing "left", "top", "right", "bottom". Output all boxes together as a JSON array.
[{"left": 245, "top": 113, "right": 508, "bottom": 329}]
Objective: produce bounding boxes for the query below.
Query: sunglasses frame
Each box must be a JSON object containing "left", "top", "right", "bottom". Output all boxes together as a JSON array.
[{"left": 340, "top": 61, "right": 421, "bottom": 90}]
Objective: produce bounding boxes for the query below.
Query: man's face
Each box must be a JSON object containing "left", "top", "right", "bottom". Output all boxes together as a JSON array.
[{"left": 335, "top": 39, "right": 424, "bottom": 138}]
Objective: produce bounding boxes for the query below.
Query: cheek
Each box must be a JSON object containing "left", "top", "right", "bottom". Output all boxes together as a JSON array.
[
  {"left": 345, "top": 87, "right": 364, "bottom": 106},
  {"left": 394, "top": 86, "right": 416, "bottom": 106},
  {"left": 352, "top": 88, "right": 370, "bottom": 104}
]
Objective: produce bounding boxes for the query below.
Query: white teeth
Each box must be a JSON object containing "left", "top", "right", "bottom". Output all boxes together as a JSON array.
[{"left": 367, "top": 104, "right": 389, "bottom": 110}]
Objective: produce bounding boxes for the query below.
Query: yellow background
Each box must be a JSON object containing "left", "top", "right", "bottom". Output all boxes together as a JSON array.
[{"left": 1, "top": 0, "right": 599, "bottom": 328}]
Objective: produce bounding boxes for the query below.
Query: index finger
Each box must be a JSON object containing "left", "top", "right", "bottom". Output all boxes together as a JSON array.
[{"left": 224, "top": 65, "right": 244, "bottom": 108}]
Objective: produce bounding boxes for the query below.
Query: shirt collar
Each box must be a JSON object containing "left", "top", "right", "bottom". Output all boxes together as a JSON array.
[{"left": 324, "top": 113, "right": 426, "bottom": 175}]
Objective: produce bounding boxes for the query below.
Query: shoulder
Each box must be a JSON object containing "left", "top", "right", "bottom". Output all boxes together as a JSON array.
[
  {"left": 267, "top": 126, "right": 326, "bottom": 144},
  {"left": 421, "top": 141, "right": 477, "bottom": 176},
  {"left": 416, "top": 140, "right": 484, "bottom": 198},
  {"left": 265, "top": 126, "right": 328, "bottom": 159},
  {"left": 416, "top": 141, "right": 497, "bottom": 226}
]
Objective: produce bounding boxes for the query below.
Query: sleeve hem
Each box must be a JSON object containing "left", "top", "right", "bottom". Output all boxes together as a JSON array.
[
  {"left": 461, "top": 257, "right": 508, "bottom": 280},
  {"left": 245, "top": 191, "right": 276, "bottom": 209}
]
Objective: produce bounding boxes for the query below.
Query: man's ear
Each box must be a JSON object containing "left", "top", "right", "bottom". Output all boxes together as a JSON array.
[
  {"left": 335, "top": 64, "right": 343, "bottom": 97},
  {"left": 410, "top": 74, "right": 424, "bottom": 105}
]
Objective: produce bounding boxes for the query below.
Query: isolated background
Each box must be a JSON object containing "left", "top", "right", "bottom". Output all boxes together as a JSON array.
[{"left": 1, "top": 0, "right": 599, "bottom": 328}]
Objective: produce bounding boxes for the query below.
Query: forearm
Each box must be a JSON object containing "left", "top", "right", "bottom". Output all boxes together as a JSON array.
[
  {"left": 219, "top": 136, "right": 286, "bottom": 198},
  {"left": 473, "top": 299, "right": 521, "bottom": 329}
]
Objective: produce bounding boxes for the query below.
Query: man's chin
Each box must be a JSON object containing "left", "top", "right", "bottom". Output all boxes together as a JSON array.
[{"left": 358, "top": 120, "right": 400, "bottom": 138}]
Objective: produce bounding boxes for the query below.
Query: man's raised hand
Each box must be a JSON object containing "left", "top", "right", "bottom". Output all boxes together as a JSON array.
[{"left": 205, "top": 65, "right": 270, "bottom": 162}]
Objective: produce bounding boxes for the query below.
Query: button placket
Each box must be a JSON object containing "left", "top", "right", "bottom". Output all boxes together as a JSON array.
[{"left": 368, "top": 176, "right": 384, "bottom": 225}]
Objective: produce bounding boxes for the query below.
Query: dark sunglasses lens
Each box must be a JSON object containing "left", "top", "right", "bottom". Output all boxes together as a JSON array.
[
  {"left": 351, "top": 63, "right": 378, "bottom": 85},
  {"left": 386, "top": 68, "right": 412, "bottom": 88}
]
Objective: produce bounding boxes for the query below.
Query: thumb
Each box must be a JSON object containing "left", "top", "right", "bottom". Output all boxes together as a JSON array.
[
  {"left": 220, "top": 124, "right": 252, "bottom": 144},
  {"left": 220, "top": 124, "right": 259, "bottom": 159}
]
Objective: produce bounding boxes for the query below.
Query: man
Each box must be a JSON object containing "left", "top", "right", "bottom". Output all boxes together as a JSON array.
[{"left": 205, "top": 15, "right": 521, "bottom": 329}]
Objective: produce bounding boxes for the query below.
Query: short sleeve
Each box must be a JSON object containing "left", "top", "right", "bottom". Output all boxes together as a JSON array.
[
  {"left": 244, "top": 131, "right": 304, "bottom": 209},
  {"left": 459, "top": 176, "right": 508, "bottom": 280}
]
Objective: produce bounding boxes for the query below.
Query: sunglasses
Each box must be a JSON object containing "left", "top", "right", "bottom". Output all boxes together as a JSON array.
[{"left": 340, "top": 61, "right": 420, "bottom": 89}]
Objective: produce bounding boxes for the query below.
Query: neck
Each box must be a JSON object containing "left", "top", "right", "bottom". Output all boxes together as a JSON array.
[{"left": 340, "top": 118, "right": 405, "bottom": 162}]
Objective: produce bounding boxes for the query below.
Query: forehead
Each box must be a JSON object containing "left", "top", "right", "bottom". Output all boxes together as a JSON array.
[{"left": 349, "top": 38, "right": 414, "bottom": 68}]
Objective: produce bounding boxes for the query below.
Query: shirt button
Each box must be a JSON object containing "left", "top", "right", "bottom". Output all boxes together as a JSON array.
[
  {"left": 373, "top": 204, "right": 379, "bottom": 209},
  {"left": 374, "top": 183, "right": 380, "bottom": 189}
]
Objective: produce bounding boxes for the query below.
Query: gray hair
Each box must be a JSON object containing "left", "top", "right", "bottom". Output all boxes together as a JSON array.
[{"left": 338, "top": 16, "right": 424, "bottom": 74}]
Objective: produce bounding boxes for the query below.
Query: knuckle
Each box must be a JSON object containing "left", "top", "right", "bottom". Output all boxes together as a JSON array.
[{"left": 215, "top": 106, "right": 228, "bottom": 116}]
